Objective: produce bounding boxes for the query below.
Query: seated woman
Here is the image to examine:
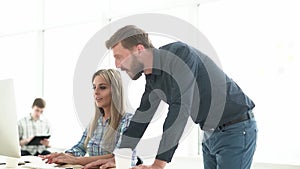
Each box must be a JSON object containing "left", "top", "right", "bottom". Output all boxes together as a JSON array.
[{"left": 40, "top": 69, "right": 140, "bottom": 168}]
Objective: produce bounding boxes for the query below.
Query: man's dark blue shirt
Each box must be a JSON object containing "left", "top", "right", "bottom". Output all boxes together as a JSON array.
[{"left": 119, "top": 41, "right": 255, "bottom": 162}]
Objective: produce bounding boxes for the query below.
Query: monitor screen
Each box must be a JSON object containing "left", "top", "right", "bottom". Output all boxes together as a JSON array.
[{"left": 0, "top": 79, "right": 21, "bottom": 158}]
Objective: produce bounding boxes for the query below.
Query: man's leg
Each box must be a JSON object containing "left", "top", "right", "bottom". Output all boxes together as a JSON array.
[
  {"left": 214, "top": 119, "right": 257, "bottom": 169},
  {"left": 202, "top": 143, "right": 217, "bottom": 169},
  {"left": 21, "top": 150, "right": 32, "bottom": 156},
  {"left": 202, "top": 131, "right": 217, "bottom": 169},
  {"left": 40, "top": 150, "right": 51, "bottom": 155}
]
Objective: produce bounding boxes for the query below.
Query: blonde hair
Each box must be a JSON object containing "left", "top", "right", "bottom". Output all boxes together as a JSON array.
[{"left": 84, "top": 69, "right": 125, "bottom": 153}]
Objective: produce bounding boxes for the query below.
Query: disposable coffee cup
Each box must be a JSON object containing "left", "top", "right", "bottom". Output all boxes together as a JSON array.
[
  {"left": 5, "top": 157, "right": 19, "bottom": 168},
  {"left": 114, "top": 148, "right": 132, "bottom": 169}
]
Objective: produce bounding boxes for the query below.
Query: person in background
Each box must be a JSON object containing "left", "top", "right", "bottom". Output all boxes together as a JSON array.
[
  {"left": 40, "top": 69, "right": 141, "bottom": 169},
  {"left": 18, "top": 98, "right": 51, "bottom": 156}
]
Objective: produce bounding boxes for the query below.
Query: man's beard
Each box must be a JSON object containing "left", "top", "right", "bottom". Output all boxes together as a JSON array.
[
  {"left": 131, "top": 71, "right": 143, "bottom": 80},
  {"left": 130, "top": 54, "right": 144, "bottom": 80}
]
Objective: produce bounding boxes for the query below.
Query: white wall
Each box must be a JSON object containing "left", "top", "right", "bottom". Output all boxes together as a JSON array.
[
  {"left": 0, "top": 0, "right": 43, "bottom": 96},
  {"left": 1, "top": 0, "right": 299, "bottom": 165},
  {"left": 198, "top": 0, "right": 300, "bottom": 165},
  {"left": 0, "top": 26, "right": 43, "bottom": 119},
  {"left": 43, "top": 22, "right": 107, "bottom": 148}
]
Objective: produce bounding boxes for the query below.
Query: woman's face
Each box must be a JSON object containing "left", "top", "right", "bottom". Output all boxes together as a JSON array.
[{"left": 93, "top": 75, "right": 112, "bottom": 110}]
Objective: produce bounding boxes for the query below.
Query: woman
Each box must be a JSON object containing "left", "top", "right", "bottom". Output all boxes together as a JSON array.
[{"left": 41, "top": 69, "right": 139, "bottom": 168}]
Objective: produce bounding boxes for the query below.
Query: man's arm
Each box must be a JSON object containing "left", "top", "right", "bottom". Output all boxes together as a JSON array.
[
  {"left": 119, "top": 82, "right": 161, "bottom": 149},
  {"left": 18, "top": 121, "right": 24, "bottom": 146},
  {"left": 19, "top": 137, "right": 34, "bottom": 146},
  {"left": 132, "top": 159, "right": 166, "bottom": 169},
  {"left": 42, "top": 119, "right": 51, "bottom": 147},
  {"left": 155, "top": 45, "right": 199, "bottom": 163},
  {"left": 18, "top": 119, "right": 32, "bottom": 146},
  {"left": 155, "top": 83, "right": 192, "bottom": 162}
]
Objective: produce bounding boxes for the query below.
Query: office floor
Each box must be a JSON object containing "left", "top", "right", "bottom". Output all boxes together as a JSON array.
[
  {"left": 162, "top": 156, "right": 300, "bottom": 169},
  {"left": 252, "top": 163, "right": 300, "bottom": 169}
]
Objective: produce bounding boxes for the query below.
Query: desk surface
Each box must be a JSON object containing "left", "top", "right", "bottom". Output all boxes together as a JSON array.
[{"left": 0, "top": 156, "right": 116, "bottom": 169}]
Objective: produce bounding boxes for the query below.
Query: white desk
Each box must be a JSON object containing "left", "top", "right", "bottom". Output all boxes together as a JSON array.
[
  {"left": 0, "top": 156, "right": 84, "bottom": 169},
  {"left": 0, "top": 156, "right": 117, "bottom": 169}
]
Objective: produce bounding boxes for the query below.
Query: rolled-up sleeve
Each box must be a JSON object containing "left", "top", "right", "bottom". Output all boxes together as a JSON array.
[
  {"left": 115, "top": 113, "right": 138, "bottom": 166},
  {"left": 65, "top": 129, "right": 88, "bottom": 156}
]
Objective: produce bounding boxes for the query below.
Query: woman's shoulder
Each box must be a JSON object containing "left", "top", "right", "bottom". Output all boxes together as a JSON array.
[
  {"left": 118, "top": 112, "right": 133, "bottom": 129},
  {"left": 122, "top": 112, "right": 134, "bottom": 120}
]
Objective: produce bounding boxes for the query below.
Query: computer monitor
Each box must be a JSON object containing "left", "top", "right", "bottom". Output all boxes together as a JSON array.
[{"left": 0, "top": 78, "right": 21, "bottom": 158}]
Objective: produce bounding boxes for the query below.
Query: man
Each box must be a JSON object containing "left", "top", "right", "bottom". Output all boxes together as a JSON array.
[
  {"left": 18, "top": 98, "right": 51, "bottom": 156},
  {"left": 106, "top": 25, "right": 257, "bottom": 169}
]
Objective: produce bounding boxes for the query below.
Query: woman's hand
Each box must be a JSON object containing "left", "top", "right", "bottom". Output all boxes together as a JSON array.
[
  {"left": 39, "top": 152, "right": 61, "bottom": 164},
  {"left": 39, "top": 152, "right": 76, "bottom": 164},
  {"left": 51, "top": 153, "right": 78, "bottom": 165},
  {"left": 82, "top": 158, "right": 115, "bottom": 169}
]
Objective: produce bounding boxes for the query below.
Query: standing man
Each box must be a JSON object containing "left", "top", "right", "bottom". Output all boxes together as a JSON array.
[
  {"left": 18, "top": 98, "right": 51, "bottom": 156},
  {"left": 106, "top": 25, "right": 257, "bottom": 169}
]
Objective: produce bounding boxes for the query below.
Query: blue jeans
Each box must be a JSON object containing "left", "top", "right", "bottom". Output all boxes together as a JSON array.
[{"left": 202, "top": 118, "right": 257, "bottom": 169}]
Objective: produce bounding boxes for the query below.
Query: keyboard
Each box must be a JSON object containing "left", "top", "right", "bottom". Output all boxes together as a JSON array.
[{"left": 22, "top": 163, "right": 58, "bottom": 169}]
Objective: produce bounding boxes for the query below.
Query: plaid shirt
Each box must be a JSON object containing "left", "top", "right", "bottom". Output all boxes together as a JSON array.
[
  {"left": 65, "top": 113, "right": 137, "bottom": 166},
  {"left": 18, "top": 114, "right": 51, "bottom": 155}
]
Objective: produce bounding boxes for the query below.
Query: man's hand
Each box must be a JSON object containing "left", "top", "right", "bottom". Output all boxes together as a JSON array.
[
  {"left": 27, "top": 136, "right": 34, "bottom": 143},
  {"left": 132, "top": 159, "right": 166, "bottom": 169},
  {"left": 131, "top": 164, "right": 163, "bottom": 169},
  {"left": 40, "top": 139, "right": 50, "bottom": 147},
  {"left": 82, "top": 158, "right": 115, "bottom": 169},
  {"left": 19, "top": 136, "right": 34, "bottom": 146}
]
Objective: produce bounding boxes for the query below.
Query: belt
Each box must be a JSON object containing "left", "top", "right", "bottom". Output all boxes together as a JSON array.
[
  {"left": 204, "top": 110, "right": 254, "bottom": 131},
  {"left": 217, "top": 110, "right": 254, "bottom": 130}
]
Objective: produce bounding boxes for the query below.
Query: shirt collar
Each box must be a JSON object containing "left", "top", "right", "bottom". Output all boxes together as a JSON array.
[
  {"left": 151, "top": 48, "right": 162, "bottom": 76},
  {"left": 99, "top": 112, "right": 110, "bottom": 124},
  {"left": 28, "top": 113, "right": 44, "bottom": 122}
]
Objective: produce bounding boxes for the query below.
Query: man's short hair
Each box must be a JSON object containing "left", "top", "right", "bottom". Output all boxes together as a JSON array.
[
  {"left": 106, "top": 25, "right": 154, "bottom": 50},
  {"left": 32, "top": 98, "right": 46, "bottom": 108}
]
